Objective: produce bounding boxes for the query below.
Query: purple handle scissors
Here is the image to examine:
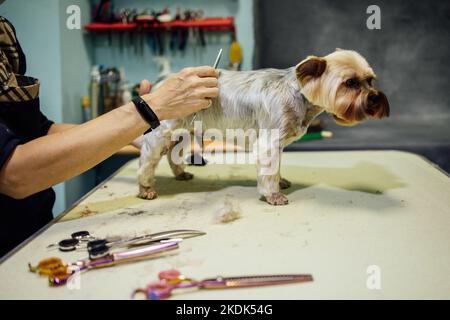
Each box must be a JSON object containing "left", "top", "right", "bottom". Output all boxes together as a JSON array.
[
  {"left": 30, "top": 241, "right": 180, "bottom": 286},
  {"left": 133, "top": 269, "right": 313, "bottom": 300}
]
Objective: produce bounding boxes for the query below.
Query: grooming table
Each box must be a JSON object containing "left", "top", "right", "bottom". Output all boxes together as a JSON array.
[{"left": 1, "top": 151, "right": 449, "bottom": 299}]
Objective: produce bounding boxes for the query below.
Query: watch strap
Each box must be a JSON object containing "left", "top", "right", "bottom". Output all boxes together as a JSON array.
[{"left": 132, "top": 97, "right": 160, "bottom": 134}]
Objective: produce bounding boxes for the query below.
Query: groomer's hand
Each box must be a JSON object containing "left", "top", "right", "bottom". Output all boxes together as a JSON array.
[{"left": 142, "top": 66, "right": 219, "bottom": 120}]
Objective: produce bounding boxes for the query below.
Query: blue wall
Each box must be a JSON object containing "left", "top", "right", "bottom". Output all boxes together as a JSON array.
[
  {"left": 58, "top": 0, "right": 96, "bottom": 208},
  {"left": 0, "top": 0, "right": 255, "bottom": 215}
]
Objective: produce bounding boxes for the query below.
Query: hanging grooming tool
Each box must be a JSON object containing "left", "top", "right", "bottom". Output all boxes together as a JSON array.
[
  {"left": 128, "top": 9, "right": 138, "bottom": 47},
  {"left": 153, "top": 10, "right": 165, "bottom": 56},
  {"left": 151, "top": 8, "right": 172, "bottom": 56},
  {"left": 190, "top": 48, "right": 223, "bottom": 124},
  {"left": 47, "top": 229, "right": 205, "bottom": 255},
  {"left": 197, "top": 10, "right": 206, "bottom": 47},
  {"left": 186, "top": 10, "right": 199, "bottom": 50},
  {"left": 178, "top": 10, "right": 191, "bottom": 51},
  {"left": 135, "top": 9, "right": 155, "bottom": 23},
  {"left": 118, "top": 8, "right": 132, "bottom": 53},
  {"left": 136, "top": 10, "right": 157, "bottom": 55},
  {"left": 148, "top": 30, "right": 158, "bottom": 55},
  {"left": 170, "top": 7, "right": 182, "bottom": 51},
  {"left": 133, "top": 269, "right": 314, "bottom": 300},
  {"left": 118, "top": 9, "right": 126, "bottom": 51},
  {"left": 136, "top": 10, "right": 154, "bottom": 55},
  {"left": 30, "top": 242, "right": 179, "bottom": 287},
  {"left": 148, "top": 10, "right": 160, "bottom": 55},
  {"left": 157, "top": 7, "right": 173, "bottom": 23},
  {"left": 92, "top": 0, "right": 111, "bottom": 23}
]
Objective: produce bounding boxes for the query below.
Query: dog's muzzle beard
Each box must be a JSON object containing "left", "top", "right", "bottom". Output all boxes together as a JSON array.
[{"left": 333, "top": 91, "right": 390, "bottom": 126}]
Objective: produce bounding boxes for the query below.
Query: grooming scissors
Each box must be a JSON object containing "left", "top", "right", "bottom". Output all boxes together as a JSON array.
[
  {"left": 47, "top": 229, "right": 205, "bottom": 259},
  {"left": 191, "top": 48, "right": 223, "bottom": 125},
  {"left": 29, "top": 241, "right": 179, "bottom": 286},
  {"left": 133, "top": 269, "right": 313, "bottom": 300}
]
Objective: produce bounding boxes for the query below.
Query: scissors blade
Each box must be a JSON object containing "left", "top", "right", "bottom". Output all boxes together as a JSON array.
[
  {"left": 148, "top": 230, "right": 206, "bottom": 242},
  {"left": 203, "top": 274, "right": 313, "bottom": 289},
  {"left": 126, "top": 230, "right": 206, "bottom": 247}
]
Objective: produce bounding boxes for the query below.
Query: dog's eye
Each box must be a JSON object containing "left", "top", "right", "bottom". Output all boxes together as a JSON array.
[
  {"left": 367, "top": 78, "right": 374, "bottom": 86},
  {"left": 345, "top": 78, "right": 360, "bottom": 88}
]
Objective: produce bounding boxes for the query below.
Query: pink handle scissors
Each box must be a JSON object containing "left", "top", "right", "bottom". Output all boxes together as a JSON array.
[
  {"left": 133, "top": 269, "right": 313, "bottom": 300},
  {"left": 29, "top": 241, "right": 179, "bottom": 286}
]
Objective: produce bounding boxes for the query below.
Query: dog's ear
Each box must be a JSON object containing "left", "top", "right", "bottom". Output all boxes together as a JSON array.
[{"left": 295, "top": 56, "right": 327, "bottom": 87}]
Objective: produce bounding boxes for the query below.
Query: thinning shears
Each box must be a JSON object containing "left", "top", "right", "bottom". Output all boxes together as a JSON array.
[
  {"left": 47, "top": 229, "right": 205, "bottom": 259},
  {"left": 133, "top": 269, "right": 313, "bottom": 300}
]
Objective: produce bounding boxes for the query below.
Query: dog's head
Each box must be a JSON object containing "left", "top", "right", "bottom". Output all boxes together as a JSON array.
[{"left": 295, "top": 49, "right": 390, "bottom": 126}]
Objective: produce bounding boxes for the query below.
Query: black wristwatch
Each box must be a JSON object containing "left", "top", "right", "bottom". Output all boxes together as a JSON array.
[{"left": 132, "top": 97, "right": 161, "bottom": 134}]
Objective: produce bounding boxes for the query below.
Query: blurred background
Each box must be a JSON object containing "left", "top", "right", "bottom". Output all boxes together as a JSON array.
[
  {"left": 256, "top": 0, "right": 450, "bottom": 174},
  {"left": 0, "top": 0, "right": 448, "bottom": 215}
]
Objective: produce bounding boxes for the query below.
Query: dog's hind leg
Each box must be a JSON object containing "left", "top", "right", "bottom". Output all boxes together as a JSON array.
[
  {"left": 167, "top": 139, "right": 194, "bottom": 181},
  {"left": 137, "top": 126, "right": 174, "bottom": 200}
]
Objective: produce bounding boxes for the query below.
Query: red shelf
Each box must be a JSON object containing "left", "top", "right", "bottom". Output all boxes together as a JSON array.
[
  {"left": 85, "top": 17, "right": 235, "bottom": 33},
  {"left": 85, "top": 22, "right": 137, "bottom": 31}
]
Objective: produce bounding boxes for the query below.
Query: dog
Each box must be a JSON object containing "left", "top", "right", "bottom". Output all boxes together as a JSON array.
[{"left": 137, "top": 49, "right": 390, "bottom": 205}]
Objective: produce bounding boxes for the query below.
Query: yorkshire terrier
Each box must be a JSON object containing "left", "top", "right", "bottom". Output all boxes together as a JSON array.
[{"left": 137, "top": 49, "right": 390, "bottom": 205}]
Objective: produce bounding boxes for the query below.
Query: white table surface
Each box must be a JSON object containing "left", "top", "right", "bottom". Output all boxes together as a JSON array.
[{"left": 0, "top": 151, "right": 449, "bottom": 300}]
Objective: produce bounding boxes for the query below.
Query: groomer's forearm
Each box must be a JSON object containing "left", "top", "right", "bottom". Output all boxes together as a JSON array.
[
  {"left": 47, "top": 123, "right": 78, "bottom": 134},
  {"left": 49, "top": 123, "right": 141, "bottom": 148},
  {"left": 0, "top": 103, "right": 149, "bottom": 199}
]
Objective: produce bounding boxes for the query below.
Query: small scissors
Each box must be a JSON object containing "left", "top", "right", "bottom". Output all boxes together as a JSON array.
[
  {"left": 133, "top": 269, "right": 313, "bottom": 300},
  {"left": 30, "top": 241, "right": 180, "bottom": 286},
  {"left": 47, "top": 229, "right": 205, "bottom": 259}
]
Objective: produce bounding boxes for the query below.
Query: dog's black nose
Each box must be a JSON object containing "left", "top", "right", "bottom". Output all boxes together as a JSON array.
[
  {"left": 368, "top": 93, "right": 381, "bottom": 105},
  {"left": 366, "top": 91, "right": 390, "bottom": 118}
]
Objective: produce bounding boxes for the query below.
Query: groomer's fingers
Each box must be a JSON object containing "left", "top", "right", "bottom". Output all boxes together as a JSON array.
[
  {"left": 194, "top": 87, "right": 219, "bottom": 99},
  {"left": 185, "top": 66, "right": 219, "bottom": 78},
  {"left": 139, "top": 79, "right": 153, "bottom": 95},
  {"left": 197, "top": 99, "right": 213, "bottom": 109},
  {"left": 195, "top": 77, "right": 219, "bottom": 88}
]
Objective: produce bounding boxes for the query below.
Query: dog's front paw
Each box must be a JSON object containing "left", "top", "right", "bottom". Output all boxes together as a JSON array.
[
  {"left": 264, "top": 193, "right": 289, "bottom": 206},
  {"left": 138, "top": 185, "right": 158, "bottom": 200},
  {"left": 176, "top": 172, "right": 194, "bottom": 181},
  {"left": 279, "top": 178, "right": 292, "bottom": 190}
]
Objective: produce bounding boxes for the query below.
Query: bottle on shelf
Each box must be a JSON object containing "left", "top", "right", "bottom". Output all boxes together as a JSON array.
[
  {"left": 89, "top": 66, "right": 101, "bottom": 119},
  {"left": 81, "top": 96, "right": 91, "bottom": 122}
]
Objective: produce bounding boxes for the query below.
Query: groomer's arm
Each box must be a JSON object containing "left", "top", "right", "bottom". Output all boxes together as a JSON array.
[
  {"left": 0, "top": 66, "right": 218, "bottom": 199},
  {"left": 47, "top": 80, "right": 154, "bottom": 136},
  {"left": 47, "top": 123, "right": 77, "bottom": 134}
]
